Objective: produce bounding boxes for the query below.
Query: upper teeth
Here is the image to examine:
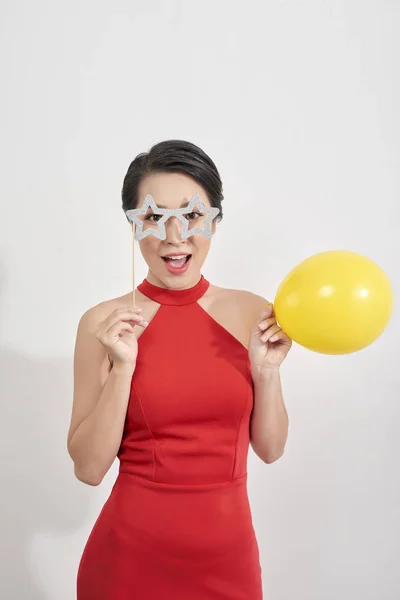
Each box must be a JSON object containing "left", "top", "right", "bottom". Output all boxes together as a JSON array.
[{"left": 168, "top": 255, "right": 187, "bottom": 260}]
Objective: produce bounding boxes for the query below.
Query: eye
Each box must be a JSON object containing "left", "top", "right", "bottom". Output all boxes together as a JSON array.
[
  {"left": 145, "top": 214, "right": 162, "bottom": 222},
  {"left": 185, "top": 212, "right": 201, "bottom": 220}
]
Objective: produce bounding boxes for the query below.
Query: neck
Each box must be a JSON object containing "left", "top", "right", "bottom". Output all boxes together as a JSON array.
[{"left": 146, "top": 270, "right": 202, "bottom": 291}]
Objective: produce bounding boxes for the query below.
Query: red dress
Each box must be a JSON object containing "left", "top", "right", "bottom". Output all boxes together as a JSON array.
[{"left": 77, "top": 276, "right": 263, "bottom": 599}]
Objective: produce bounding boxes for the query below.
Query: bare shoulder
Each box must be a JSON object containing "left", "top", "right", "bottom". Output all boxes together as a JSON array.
[
  {"left": 206, "top": 283, "right": 269, "bottom": 323},
  {"left": 205, "top": 285, "right": 268, "bottom": 340},
  {"left": 77, "top": 292, "right": 132, "bottom": 332},
  {"left": 77, "top": 287, "right": 155, "bottom": 333}
]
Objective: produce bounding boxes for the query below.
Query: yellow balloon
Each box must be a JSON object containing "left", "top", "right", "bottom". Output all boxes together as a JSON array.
[{"left": 274, "top": 251, "right": 393, "bottom": 354}]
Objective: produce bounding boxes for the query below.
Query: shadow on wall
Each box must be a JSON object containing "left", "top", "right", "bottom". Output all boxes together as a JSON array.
[{"left": 0, "top": 347, "right": 93, "bottom": 599}]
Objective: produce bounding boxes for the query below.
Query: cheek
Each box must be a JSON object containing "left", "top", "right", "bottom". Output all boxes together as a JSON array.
[
  {"left": 139, "top": 239, "right": 160, "bottom": 261},
  {"left": 192, "top": 237, "right": 211, "bottom": 256}
]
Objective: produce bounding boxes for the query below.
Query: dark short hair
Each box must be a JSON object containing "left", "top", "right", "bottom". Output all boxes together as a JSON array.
[{"left": 121, "top": 139, "right": 224, "bottom": 223}]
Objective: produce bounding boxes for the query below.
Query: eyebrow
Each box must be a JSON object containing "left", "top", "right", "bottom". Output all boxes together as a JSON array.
[{"left": 154, "top": 199, "right": 191, "bottom": 209}]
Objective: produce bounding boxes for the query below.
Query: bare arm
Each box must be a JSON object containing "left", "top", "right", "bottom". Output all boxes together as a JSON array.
[
  {"left": 67, "top": 305, "right": 145, "bottom": 486},
  {"left": 246, "top": 293, "right": 291, "bottom": 464},
  {"left": 250, "top": 369, "right": 289, "bottom": 463}
]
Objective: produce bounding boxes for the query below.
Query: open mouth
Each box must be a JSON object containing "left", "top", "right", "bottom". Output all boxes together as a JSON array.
[{"left": 161, "top": 254, "right": 192, "bottom": 270}]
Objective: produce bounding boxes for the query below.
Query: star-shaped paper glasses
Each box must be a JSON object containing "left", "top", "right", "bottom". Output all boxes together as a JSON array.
[{"left": 125, "top": 194, "right": 220, "bottom": 241}]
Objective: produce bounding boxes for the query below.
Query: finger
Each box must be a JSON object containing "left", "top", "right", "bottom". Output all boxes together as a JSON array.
[
  {"left": 101, "top": 307, "right": 143, "bottom": 330},
  {"left": 269, "top": 330, "right": 291, "bottom": 343},
  {"left": 97, "top": 316, "right": 147, "bottom": 342},
  {"left": 121, "top": 319, "right": 148, "bottom": 329},
  {"left": 128, "top": 319, "right": 148, "bottom": 328},
  {"left": 99, "top": 321, "right": 135, "bottom": 343},
  {"left": 260, "top": 324, "right": 281, "bottom": 343},
  {"left": 257, "top": 316, "right": 277, "bottom": 332},
  {"left": 104, "top": 315, "right": 147, "bottom": 334},
  {"left": 115, "top": 306, "right": 143, "bottom": 315},
  {"left": 259, "top": 304, "right": 274, "bottom": 319},
  {"left": 103, "top": 319, "right": 147, "bottom": 342},
  {"left": 115, "top": 323, "right": 136, "bottom": 336},
  {"left": 102, "top": 311, "right": 148, "bottom": 333}
]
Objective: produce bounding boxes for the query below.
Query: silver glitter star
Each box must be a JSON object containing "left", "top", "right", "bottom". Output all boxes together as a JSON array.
[
  {"left": 125, "top": 194, "right": 220, "bottom": 241},
  {"left": 125, "top": 195, "right": 168, "bottom": 241},
  {"left": 179, "top": 194, "right": 220, "bottom": 240}
]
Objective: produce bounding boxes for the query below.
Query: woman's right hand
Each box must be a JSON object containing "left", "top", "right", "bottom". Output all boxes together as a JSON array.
[{"left": 96, "top": 307, "right": 148, "bottom": 371}]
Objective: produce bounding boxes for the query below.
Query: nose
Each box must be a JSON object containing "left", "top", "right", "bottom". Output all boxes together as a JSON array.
[{"left": 164, "top": 216, "right": 184, "bottom": 244}]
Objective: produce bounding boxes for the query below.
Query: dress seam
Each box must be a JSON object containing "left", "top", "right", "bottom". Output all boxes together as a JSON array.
[
  {"left": 131, "top": 379, "right": 157, "bottom": 481},
  {"left": 230, "top": 383, "right": 252, "bottom": 479},
  {"left": 117, "top": 471, "right": 248, "bottom": 486}
]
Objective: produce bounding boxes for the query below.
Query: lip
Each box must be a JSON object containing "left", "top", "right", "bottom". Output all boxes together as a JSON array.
[
  {"left": 161, "top": 253, "right": 191, "bottom": 258},
  {"left": 161, "top": 254, "right": 192, "bottom": 275}
]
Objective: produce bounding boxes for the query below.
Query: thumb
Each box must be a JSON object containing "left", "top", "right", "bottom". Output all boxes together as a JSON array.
[{"left": 251, "top": 303, "right": 274, "bottom": 334}]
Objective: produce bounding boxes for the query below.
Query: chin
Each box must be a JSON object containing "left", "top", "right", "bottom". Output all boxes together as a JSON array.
[{"left": 148, "top": 257, "right": 202, "bottom": 289}]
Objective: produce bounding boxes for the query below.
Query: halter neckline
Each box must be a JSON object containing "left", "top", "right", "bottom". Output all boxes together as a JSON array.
[{"left": 137, "top": 275, "right": 210, "bottom": 306}]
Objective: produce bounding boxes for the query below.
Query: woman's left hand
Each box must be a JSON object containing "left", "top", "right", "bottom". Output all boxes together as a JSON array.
[{"left": 249, "top": 303, "right": 292, "bottom": 376}]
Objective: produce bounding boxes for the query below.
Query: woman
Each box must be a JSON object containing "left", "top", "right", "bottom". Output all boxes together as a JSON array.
[{"left": 68, "top": 140, "right": 292, "bottom": 599}]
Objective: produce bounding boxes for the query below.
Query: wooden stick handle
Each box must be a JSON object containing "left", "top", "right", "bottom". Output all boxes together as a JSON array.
[{"left": 132, "top": 223, "right": 135, "bottom": 306}]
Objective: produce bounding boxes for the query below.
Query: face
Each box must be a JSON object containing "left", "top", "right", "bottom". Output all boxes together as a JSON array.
[{"left": 135, "top": 172, "right": 217, "bottom": 290}]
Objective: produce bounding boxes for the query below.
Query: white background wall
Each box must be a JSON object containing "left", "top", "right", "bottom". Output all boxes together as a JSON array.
[{"left": 1, "top": 1, "right": 399, "bottom": 598}]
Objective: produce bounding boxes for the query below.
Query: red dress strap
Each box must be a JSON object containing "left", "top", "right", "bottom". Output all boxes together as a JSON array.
[{"left": 137, "top": 275, "right": 209, "bottom": 306}]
